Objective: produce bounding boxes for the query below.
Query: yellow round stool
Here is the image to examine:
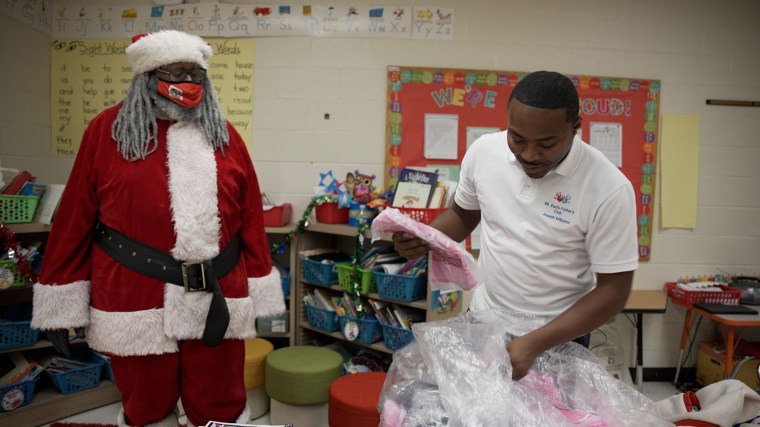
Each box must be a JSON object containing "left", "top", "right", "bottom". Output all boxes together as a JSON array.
[{"left": 244, "top": 338, "right": 274, "bottom": 420}]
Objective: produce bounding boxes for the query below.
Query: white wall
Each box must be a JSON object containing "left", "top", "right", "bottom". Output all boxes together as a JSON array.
[{"left": 1, "top": 0, "right": 759, "bottom": 369}]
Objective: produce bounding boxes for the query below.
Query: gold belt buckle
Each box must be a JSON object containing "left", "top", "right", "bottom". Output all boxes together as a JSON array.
[{"left": 181, "top": 261, "right": 207, "bottom": 293}]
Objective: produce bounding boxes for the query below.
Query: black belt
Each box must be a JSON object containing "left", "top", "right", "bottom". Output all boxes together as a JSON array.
[{"left": 94, "top": 223, "right": 240, "bottom": 347}]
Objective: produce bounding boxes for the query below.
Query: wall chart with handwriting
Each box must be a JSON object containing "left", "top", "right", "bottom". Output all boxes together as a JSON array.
[
  {"left": 51, "top": 38, "right": 254, "bottom": 155},
  {"left": 385, "top": 66, "right": 660, "bottom": 259}
]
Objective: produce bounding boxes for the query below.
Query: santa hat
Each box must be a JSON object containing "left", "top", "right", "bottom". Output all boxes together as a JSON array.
[{"left": 126, "top": 30, "right": 212, "bottom": 74}]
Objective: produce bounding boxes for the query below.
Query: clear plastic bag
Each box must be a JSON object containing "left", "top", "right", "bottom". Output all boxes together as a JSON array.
[{"left": 378, "top": 309, "right": 673, "bottom": 427}]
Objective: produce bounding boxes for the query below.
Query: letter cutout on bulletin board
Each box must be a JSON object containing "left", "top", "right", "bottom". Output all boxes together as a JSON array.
[
  {"left": 385, "top": 66, "right": 660, "bottom": 260},
  {"left": 50, "top": 38, "right": 254, "bottom": 155}
]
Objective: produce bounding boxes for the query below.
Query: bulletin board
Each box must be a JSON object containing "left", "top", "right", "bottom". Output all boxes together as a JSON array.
[
  {"left": 385, "top": 66, "right": 660, "bottom": 260},
  {"left": 50, "top": 38, "right": 255, "bottom": 155}
]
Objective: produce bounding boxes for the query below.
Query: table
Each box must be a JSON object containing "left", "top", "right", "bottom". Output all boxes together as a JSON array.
[
  {"left": 673, "top": 299, "right": 760, "bottom": 382},
  {"left": 623, "top": 290, "right": 668, "bottom": 391}
]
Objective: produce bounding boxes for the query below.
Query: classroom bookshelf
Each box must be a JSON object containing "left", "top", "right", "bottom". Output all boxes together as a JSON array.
[
  {"left": 293, "top": 222, "right": 462, "bottom": 355},
  {"left": 0, "top": 223, "right": 121, "bottom": 427}
]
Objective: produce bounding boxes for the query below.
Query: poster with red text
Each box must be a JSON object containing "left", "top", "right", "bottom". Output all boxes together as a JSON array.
[{"left": 385, "top": 66, "right": 659, "bottom": 260}]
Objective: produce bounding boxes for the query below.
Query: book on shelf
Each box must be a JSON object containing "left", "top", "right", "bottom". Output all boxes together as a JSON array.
[
  {"left": 0, "top": 352, "right": 39, "bottom": 386},
  {"left": 39, "top": 354, "right": 92, "bottom": 374},
  {"left": 341, "top": 294, "right": 359, "bottom": 317},
  {"left": 19, "top": 182, "right": 46, "bottom": 197},
  {"left": 312, "top": 288, "right": 336, "bottom": 311},
  {"left": 443, "top": 180, "right": 458, "bottom": 208},
  {"left": 391, "top": 167, "right": 438, "bottom": 209},
  {"left": 368, "top": 299, "right": 391, "bottom": 326},
  {"left": 392, "top": 304, "right": 424, "bottom": 329},
  {"left": 32, "top": 183, "right": 65, "bottom": 225},
  {"left": 332, "top": 296, "right": 346, "bottom": 315},
  {"left": 0, "top": 170, "right": 35, "bottom": 195},
  {"left": 428, "top": 183, "right": 447, "bottom": 209}
]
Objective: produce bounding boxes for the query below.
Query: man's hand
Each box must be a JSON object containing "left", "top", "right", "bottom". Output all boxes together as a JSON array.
[
  {"left": 506, "top": 335, "right": 541, "bottom": 381},
  {"left": 392, "top": 231, "right": 430, "bottom": 260}
]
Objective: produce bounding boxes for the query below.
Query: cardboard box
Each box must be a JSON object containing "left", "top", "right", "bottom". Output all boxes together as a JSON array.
[{"left": 696, "top": 341, "right": 759, "bottom": 389}]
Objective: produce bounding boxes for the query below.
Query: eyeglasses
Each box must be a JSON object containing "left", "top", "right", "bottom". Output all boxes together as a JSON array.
[{"left": 154, "top": 67, "right": 206, "bottom": 84}]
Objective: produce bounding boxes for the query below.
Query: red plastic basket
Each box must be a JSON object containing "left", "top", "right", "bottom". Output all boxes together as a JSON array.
[
  {"left": 263, "top": 203, "right": 292, "bottom": 227},
  {"left": 398, "top": 208, "right": 445, "bottom": 225},
  {"left": 315, "top": 202, "right": 349, "bottom": 224},
  {"left": 665, "top": 282, "right": 742, "bottom": 306}
]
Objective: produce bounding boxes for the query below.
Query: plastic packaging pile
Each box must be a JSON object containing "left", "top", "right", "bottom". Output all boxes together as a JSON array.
[
  {"left": 371, "top": 208, "right": 480, "bottom": 291},
  {"left": 378, "top": 309, "right": 674, "bottom": 427}
]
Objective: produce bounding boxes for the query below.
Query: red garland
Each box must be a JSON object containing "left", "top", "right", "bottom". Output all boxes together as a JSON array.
[{"left": 0, "top": 223, "right": 38, "bottom": 285}]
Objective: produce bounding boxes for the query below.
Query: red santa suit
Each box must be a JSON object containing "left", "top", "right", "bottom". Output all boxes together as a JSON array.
[{"left": 31, "top": 31, "right": 284, "bottom": 427}]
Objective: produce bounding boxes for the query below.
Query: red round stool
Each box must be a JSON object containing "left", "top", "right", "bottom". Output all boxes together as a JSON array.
[{"left": 328, "top": 371, "right": 387, "bottom": 427}]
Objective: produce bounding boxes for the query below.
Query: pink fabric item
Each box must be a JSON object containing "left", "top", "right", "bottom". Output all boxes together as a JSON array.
[
  {"left": 559, "top": 409, "right": 606, "bottom": 426},
  {"left": 371, "top": 208, "right": 480, "bottom": 290},
  {"left": 522, "top": 372, "right": 606, "bottom": 426}
]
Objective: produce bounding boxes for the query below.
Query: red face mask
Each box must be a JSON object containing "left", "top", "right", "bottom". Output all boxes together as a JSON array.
[{"left": 157, "top": 80, "right": 204, "bottom": 109}]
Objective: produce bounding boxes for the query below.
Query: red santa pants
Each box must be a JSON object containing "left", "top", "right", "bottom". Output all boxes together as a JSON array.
[{"left": 110, "top": 339, "right": 246, "bottom": 426}]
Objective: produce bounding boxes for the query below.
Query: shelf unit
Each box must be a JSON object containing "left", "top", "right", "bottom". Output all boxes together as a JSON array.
[
  {"left": 293, "top": 222, "right": 462, "bottom": 355},
  {"left": 0, "top": 222, "right": 122, "bottom": 426}
]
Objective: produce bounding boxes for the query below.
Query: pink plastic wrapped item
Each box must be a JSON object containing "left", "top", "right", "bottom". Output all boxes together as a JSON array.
[{"left": 371, "top": 208, "right": 480, "bottom": 291}]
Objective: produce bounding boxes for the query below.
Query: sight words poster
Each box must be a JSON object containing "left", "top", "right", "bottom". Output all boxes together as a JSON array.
[{"left": 51, "top": 38, "right": 254, "bottom": 155}]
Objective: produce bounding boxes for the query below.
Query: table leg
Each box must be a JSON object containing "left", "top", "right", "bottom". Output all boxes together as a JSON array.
[
  {"left": 674, "top": 307, "right": 694, "bottom": 384},
  {"left": 725, "top": 325, "right": 735, "bottom": 379},
  {"left": 636, "top": 313, "right": 643, "bottom": 391}
]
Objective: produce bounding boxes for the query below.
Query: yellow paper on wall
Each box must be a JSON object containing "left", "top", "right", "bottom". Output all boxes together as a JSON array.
[
  {"left": 50, "top": 38, "right": 254, "bottom": 155},
  {"left": 660, "top": 114, "right": 700, "bottom": 228}
]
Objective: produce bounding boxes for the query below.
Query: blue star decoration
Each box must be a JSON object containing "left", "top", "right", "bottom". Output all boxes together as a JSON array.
[
  {"left": 319, "top": 170, "right": 336, "bottom": 187},
  {"left": 318, "top": 169, "right": 346, "bottom": 199}
]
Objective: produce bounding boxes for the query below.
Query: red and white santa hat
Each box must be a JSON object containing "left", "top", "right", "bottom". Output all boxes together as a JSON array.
[{"left": 126, "top": 30, "right": 212, "bottom": 74}]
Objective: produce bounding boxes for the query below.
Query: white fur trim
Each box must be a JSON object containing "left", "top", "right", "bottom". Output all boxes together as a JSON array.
[
  {"left": 88, "top": 307, "right": 178, "bottom": 356},
  {"left": 163, "top": 285, "right": 258, "bottom": 340},
  {"left": 127, "top": 30, "right": 212, "bottom": 74},
  {"left": 117, "top": 407, "right": 128, "bottom": 427},
  {"left": 166, "top": 121, "right": 220, "bottom": 261},
  {"left": 31, "top": 281, "right": 90, "bottom": 329},
  {"left": 249, "top": 268, "right": 286, "bottom": 318},
  {"left": 146, "top": 410, "right": 180, "bottom": 427},
  {"left": 119, "top": 406, "right": 179, "bottom": 427},
  {"left": 236, "top": 405, "right": 252, "bottom": 423}
]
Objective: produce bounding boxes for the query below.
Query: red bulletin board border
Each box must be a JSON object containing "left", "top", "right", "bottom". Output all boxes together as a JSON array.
[{"left": 385, "top": 66, "right": 660, "bottom": 260}]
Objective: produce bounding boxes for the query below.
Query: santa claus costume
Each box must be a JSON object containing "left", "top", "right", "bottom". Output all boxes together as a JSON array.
[{"left": 31, "top": 31, "right": 284, "bottom": 427}]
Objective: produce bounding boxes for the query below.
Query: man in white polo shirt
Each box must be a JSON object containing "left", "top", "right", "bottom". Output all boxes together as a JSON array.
[{"left": 392, "top": 70, "right": 638, "bottom": 381}]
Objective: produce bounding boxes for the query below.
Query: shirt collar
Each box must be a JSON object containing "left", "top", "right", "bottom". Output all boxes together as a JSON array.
[
  {"left": 551, "top": 135, "right": 583, "bottom": 177},
  {"left": 506, "top": 133, "right": 583, "bottom": 178}
]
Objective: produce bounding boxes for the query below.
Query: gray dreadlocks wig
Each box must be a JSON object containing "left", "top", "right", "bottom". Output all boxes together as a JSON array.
[{"left": 111, "top": 74, "right": 229, "bottom": 162}]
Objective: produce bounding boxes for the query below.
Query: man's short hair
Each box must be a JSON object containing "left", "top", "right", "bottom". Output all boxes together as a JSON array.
[{"left": 509, "top": 71, "right": 579, "bottom": 122}]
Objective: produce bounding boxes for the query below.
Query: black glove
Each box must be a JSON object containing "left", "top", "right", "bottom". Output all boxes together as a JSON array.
[{"left": 46, "top": 328, "right": 84, "bottom": 356}]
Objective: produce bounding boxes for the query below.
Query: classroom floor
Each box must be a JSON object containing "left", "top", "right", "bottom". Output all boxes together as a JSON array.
[
  {"left": 42, "top": 402, "right": 272, "bottom": 426},
  {"left": 41, "top": 381, "right": 681, "bottom": 426}
]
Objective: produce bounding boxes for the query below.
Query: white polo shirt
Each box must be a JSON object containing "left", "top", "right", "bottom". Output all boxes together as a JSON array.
[{"left": 456, "top": 131, "right": 639, "bottom": 318}]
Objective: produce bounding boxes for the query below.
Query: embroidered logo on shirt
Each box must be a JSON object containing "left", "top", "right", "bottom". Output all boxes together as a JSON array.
[
  {"left": 543, "top": 192, "right": 576, "bottom": 225},
  {"left": 554, "top": 192, "right": 571, "bottom": 204}
]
